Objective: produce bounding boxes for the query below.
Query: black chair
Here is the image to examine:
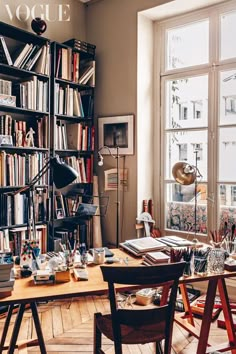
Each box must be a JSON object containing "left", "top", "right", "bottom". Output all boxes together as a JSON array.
[{"left": 94, "top": 262, "right": 185, "bottom": 354}]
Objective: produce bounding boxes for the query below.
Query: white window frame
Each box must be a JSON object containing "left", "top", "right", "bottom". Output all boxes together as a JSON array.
[{"left": 155, "top": 0, "right": 236, "bottom": 241}]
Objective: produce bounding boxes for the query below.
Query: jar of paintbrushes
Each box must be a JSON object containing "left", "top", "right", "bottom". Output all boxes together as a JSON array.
[{"left": 208, "top": 230, "right": 228, "bottom": 274}]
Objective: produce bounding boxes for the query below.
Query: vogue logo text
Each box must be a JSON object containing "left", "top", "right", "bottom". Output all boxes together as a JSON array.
[{"left": 3, "top": 4, "right": 70, "bottom": 22}]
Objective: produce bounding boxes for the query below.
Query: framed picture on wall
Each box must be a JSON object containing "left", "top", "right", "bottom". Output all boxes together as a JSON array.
[{"left": 98, "top": 114, "right": 134, "bottom": 155}]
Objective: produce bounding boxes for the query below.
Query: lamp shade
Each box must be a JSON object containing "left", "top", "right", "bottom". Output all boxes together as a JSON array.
[
  {"left": 172, "top": 162, "right": 196, "bottom": 185},
  {"left": 51, "top": 157, "right": 78, "bottom": 189}
]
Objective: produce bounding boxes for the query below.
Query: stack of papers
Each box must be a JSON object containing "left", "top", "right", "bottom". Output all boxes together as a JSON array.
[
  {"left": 158, "top": 236, "right": 195, "bottom": 247},
  {"left": 142, "top": 251, "right": 170, "bottom": 266},
  {"left": 120, "top": 237, "right": 165, "bottom": 256}
]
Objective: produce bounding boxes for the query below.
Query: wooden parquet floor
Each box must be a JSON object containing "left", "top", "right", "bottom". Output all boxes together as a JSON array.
[{"left": 0, "top": 295, "right": 232, "bottom": 354}]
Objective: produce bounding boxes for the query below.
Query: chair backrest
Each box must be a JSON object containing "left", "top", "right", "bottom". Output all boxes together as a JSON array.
[{"left": 100, "top": 262, "right": 185, "bottom": 353}]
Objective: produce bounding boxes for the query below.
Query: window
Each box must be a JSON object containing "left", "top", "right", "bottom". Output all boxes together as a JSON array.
[
  {"left": 157, "top": 1, "right": 236, "bottom": 238},
  {"left": 178, "top": 143, "right": 187, "bottom": 160}
]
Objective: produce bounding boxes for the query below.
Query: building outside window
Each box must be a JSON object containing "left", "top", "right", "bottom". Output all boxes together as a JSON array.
[{"left": 157, "top": 1, "right": 236, "bottom": 238}]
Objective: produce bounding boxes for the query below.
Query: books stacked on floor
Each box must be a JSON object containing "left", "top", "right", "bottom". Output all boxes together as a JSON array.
[
  {"left": 120, "top": 237, "right": 165, "bottom": 256},
  {"left": 0, "top": 262, "right": 14, "bottom": 297},
  {"left": 142, "top": 251, "right": 170, "bottom": 266}
]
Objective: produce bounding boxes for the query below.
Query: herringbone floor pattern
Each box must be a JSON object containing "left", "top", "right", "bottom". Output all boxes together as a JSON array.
[{"left": 0, "top": 295, "right": 231, "bottom": 353}]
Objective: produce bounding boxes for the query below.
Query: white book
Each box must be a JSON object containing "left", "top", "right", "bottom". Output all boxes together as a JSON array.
[
  {"left": 0, "top": 36, "right": 13, "bottom": 65},
  {"left": 14, "top": 193, "right": 24, "bottom": 225},
  {"left": 26, "top": 47, "right": 42, "bottom": 71},
  {"left": 14, "top": 43, "right": 32, "bottom": 67}
]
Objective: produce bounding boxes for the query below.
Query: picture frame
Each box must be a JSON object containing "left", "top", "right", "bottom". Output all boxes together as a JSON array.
[
  {"left": 98, "top": 114, "right": 134, "bottom": 155},
  {"left": 0, "top": 134, "right": 13, "bottom": 146}
]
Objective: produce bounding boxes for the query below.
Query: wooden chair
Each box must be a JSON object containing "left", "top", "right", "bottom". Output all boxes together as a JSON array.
[{"left": 93, "top": 262, "right": 185, "bottom": 354}]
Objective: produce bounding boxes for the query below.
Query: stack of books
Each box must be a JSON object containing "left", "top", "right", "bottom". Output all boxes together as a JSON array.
[
  {"left": 142, "top": 251, "right": 170, "bottom": 266},
  {"left": 64, "top": 38, "right": 96, "bottom": 56},
  {"left": 0, "top": 262, "right": 14, "bottom": 296},
  {"left": 120, "top": 237, "right": 165, "bottom": 256}
]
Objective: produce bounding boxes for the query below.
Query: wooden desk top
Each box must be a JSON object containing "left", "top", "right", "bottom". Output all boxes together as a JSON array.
[
  {"left": 0, "top": 249, "right": 140, "bottom": 305},
  {"left": 1, "top": 248, "right": 236, "bottom": 305}
]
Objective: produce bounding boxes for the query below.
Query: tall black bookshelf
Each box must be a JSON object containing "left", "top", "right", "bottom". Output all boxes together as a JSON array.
[
  {"left": 0, "top": 21, "right": 50, "bottom": 254},
  {"left": 49, "top": 39, "right": 96, "bottom": 251},
  {"left": 0, "top": 21, "right": 96, "bottom": 253}
]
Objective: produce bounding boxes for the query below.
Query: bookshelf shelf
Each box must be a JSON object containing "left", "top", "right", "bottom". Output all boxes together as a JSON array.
[
  {"left": 0, "top": 105, "right": 49, "bottom": 116},
  {"left": 56, "top": 114, "right": 93, "bottom": 122},
  {"left": 0, "top": 63, "right": 49, "bottom": 79},
  {"left": 0, "top": 146, "right": 49, "bottom": 153}
]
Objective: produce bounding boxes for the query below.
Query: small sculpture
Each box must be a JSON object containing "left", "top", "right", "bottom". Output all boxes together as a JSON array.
[
  {"left": 16, "top": 130, "right": 23, "bottom": 147},
  {"left": 31, "top": 17, "right": 47, "bottom": 36},
  {"left": 25, "top": 127, "right": 35, "bottom": 147}
]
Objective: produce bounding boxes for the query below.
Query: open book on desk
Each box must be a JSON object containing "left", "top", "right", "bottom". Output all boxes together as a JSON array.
[{"left": 120, "top": 237, "right": 165, "bottom": 256}]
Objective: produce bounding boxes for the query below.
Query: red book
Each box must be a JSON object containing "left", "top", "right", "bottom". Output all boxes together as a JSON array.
[{"left": 86, "top": 157, "right": 91, "bottom": 183}]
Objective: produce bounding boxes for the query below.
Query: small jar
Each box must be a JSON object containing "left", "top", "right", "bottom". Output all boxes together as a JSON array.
[{"left": 207, "top": 242, "right": 226, "bottom": 274}]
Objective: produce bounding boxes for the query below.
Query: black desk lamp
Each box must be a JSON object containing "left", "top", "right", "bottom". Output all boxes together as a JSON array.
[
  {"left": 98, "top": 146, "right": 121, "bottom": 248},
  {"left": 14, "top": 156, "right": 78, "bottom": 241}
]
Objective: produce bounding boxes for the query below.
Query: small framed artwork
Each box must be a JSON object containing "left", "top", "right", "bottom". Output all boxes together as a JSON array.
[
  {"left": 98, "top": 114, "right": 134, "bottom": 155},
  {"left": 0, "top": 134, "right": 13, "bottom": 146}
]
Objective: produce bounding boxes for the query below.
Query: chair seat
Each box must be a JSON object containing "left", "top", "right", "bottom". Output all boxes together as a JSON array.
[{"left": 96, "top": 313, "right": 166, "bottom": 345}]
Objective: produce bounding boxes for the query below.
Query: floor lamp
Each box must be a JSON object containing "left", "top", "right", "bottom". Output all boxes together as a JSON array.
[
  {"left": 98, "top": 145, "right": 121, "bottom": 248},
  {"left": 13, "top": 156, "right": 78, "bottom": 246},
  {"left": 172, "top": 150, "right": 202, "bottom": 235}
]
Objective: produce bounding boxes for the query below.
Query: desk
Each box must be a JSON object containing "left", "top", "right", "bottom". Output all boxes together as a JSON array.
[
  {"left": 0, "top": 249, "right": 138, "bottom": 354},
  {"left": 177, "top": 272, "right": 236, "bottom": 354},
  {"left": 1, "top": 249, "right": 236, "bottom": 354}
]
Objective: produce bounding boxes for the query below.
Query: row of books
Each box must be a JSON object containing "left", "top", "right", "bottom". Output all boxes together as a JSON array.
[
  {"left": 55, "top": 47, "right": 79, "bottom": 82},
  {"left": 55, "top": 45, "right": 95, "bottom": 86},
  {"left": 14, "top": 76, "right": 49, "bottom": 112},
  {"left": 0, "top": 151, "right": 48, "bottom": 187},
  {"left": 61, "top": 156, "right": 93, "bottom": 184},
  {"left": 54, "top": 222, "right": 91, "bottom": 252},
  {"left": 0, "top": 78, "right": 12, "bottom": 96},
  {"left": 64, "top": 38, "right": 96, "bottom": 56},
  {"left": 55, "top": 85, "right": 94, "bottom": 118},
  {"left": 0, "top": 115, "right": 48, "bottom": 148},
  {"left": 0, "top": 190, "right": 48, "bottom": 227},
  {"left": 56, "top": 122, "right": 94, "bottom": 151},
  {"left": 0, "top": 225, "right": 47, "bottom": 254},
  {"left": 0, "top": 37, "right": 50, "bottom": 75}
]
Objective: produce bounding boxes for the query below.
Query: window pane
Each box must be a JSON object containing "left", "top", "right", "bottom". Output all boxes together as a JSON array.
[
  {"left": 219, "top": 127, "right": 236, "bottom": 182},
  {"left": 218, "top": 184, "right": 236, "bottom": 231},
  {"left": 165, "top": 76, "right": 208, "bottom": 129},
  {"left": 166, "top": 20, "right": 209, "bottom": 70},
  {"left": 165, "top": 130, "right": 207, "bottom": 180},
  {"left": 219, "top": 69, "right": 236, "bottom": 125},
  {"left": 220, "top": 11, "right": 236, "bottom": 61},
  {"left": 165, "top": 182, "right": 208, "bottom": 234}
]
